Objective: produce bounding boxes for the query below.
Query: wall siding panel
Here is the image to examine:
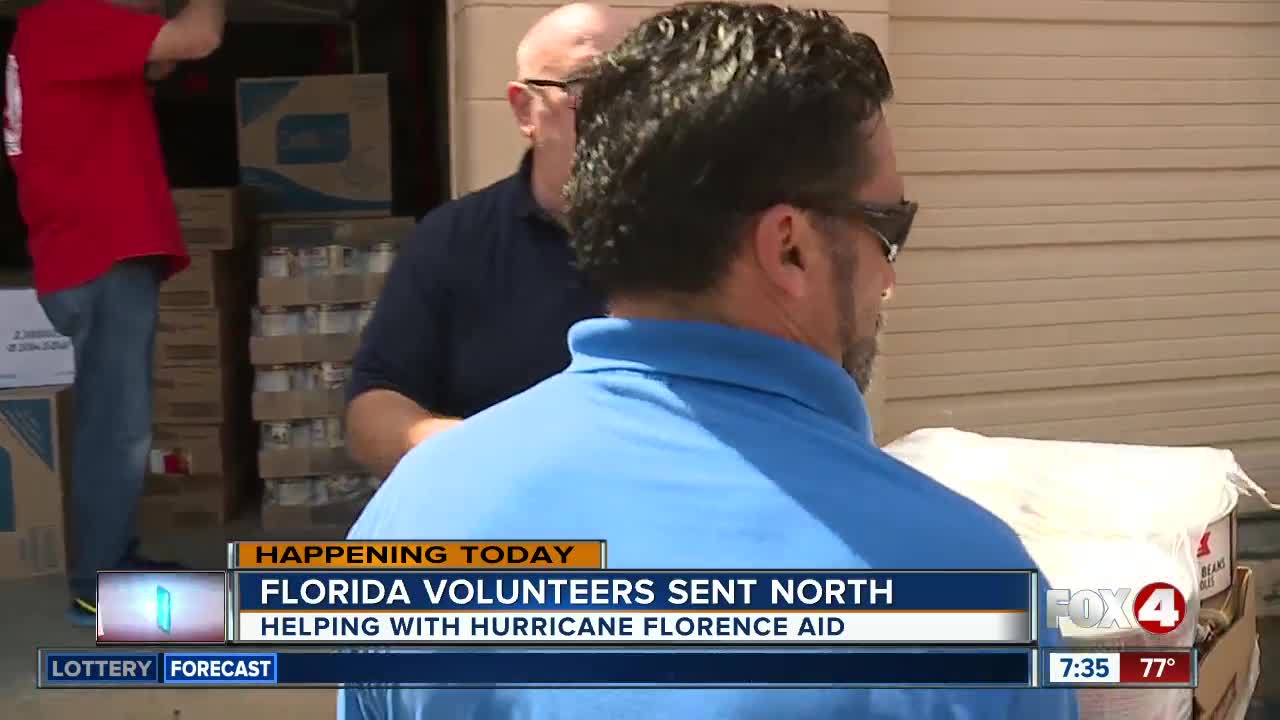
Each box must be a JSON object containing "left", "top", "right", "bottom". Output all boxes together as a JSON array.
[{"left": 883, "top": 2, "right": 1280, "bottom": 514}]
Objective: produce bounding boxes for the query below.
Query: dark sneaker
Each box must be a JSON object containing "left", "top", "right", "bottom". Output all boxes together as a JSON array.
[{"left": 66, "top": 597, "right": 96, "bottom": 629}]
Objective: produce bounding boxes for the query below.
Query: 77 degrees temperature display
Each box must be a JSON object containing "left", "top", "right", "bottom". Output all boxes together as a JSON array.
[{"left": 1043, "top": 650, "right": 1195, "bottom": 688}]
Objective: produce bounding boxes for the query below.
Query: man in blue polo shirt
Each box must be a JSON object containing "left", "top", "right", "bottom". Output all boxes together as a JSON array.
[
  {"left": 341, "top": 4, "right": 1078, "bottom": 718},
  {"left": 345, "top": 3, "right": 626, "bottom": 478}
]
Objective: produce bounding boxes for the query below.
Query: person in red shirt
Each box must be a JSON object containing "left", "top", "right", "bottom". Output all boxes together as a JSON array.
[{"left": 5, "top": 0, "right": 225, "bottom": 627}]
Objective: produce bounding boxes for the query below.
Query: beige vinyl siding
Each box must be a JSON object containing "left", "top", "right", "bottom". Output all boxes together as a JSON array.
[{"left": 880, "top": 1, "right": 1280, "bottom": 512}]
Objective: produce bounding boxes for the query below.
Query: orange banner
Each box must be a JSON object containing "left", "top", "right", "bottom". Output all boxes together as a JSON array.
[{"left": 232, "top": 541, "right": 606, "bottom": 569}]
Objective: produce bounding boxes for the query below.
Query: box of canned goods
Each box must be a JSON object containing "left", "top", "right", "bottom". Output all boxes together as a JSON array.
[
  {"left": 303, "top": 303, "right": 358, "bottom": 335},
  {"left": 366, "top": 241, "right": 397, "bottom": 274},
  {"left": 297, "top": 244, "right": 363, "bottom": 278},
  {"left": 264, "top": 477, "right": 323, "bottom": 507},
  {"left": 260, "top": 420, "right": 306, "bottom": 451},
  {"left": 255, "top": 305, "right": 304, "bottom": 337},
  {"left": 254, "top": 363, "right": 324, "bottom": 393},
  {"left": 318, "top": 361, "right": 352, "bottom": 390},
  {"left": 354, "top": 301, "right": 376, "bottom": 333},
  {"left": 321, "top": 473, "right": 378, "bottom": 504},
  {"left": 307, "top": 417, "right": 345, "bottom": 449},
  {"left": 259, "top": 246, "right": 299, "bottom": 279},
  {"left": 260, "top": 417, "right": 345, "bottom": 450},
  {"left": 254, "top": 365, "right": 293, "bottom": 394}
]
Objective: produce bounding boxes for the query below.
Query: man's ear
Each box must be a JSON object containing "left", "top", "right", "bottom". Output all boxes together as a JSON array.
[
  {"left": 752, "top": 205, "right": 811, "bottom": 301},
  {"left": 508, "top": 83, "right": 535, "bottom": 140}
]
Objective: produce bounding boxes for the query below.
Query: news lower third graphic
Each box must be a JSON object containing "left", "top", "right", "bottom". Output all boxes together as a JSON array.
[
  {"left": 37, "top": 648, "right": 1031, "bottom": 688},
  {"left": 96, "top": 571, "right": 227, "bottom": 644}
]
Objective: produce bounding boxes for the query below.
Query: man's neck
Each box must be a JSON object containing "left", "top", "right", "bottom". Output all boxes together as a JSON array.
[
  {"left": 528, "top": 154, "right": 567, "bottom": 226},
  {"left": 610, "top": 287, "right": 837, "bottom": 367},
  {"left": 610, "top": 293, "right": 724, "bottom": 324}
]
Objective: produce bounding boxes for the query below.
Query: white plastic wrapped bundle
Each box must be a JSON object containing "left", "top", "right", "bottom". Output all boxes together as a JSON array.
[{"left": 882, "top": 428, "right": 1267, "bottom": 720}]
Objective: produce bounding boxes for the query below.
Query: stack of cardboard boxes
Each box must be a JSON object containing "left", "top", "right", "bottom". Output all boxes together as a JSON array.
[
  {"left": 236, "top": 73, "right": 413, "bottom": 533},
  {"left": 142, "top": 188, "right": 253, "bottom": 530},
  {"left": 1196, "top": 569, "right": 1261, "bottom": 718},
  {"left": 0, "top": 278, "right": 75, "bottom": 579},
  {"left": 1183, "top": 500, "right": 1261, "bottom": 717}
]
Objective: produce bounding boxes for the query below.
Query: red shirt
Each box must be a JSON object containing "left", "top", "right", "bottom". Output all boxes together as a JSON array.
[{"left": 5, "top": 0, "right": 188, "bottom": 295}]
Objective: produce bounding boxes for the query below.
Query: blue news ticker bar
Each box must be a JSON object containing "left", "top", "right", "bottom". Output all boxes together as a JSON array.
[
  {"left": 235, "top": 571, "right": 1033, "bottom": 612},
  {"left": 38, "top": 648, "right": 1035, "bottom": 688}
]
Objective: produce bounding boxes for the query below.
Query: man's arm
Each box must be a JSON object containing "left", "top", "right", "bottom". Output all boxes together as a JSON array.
[
  {"left": 148, "top": 0, "right": 226, "bottom": 62},
  {"left": 35, "top": 0, "right": 224, "bottom": 82},
  {"left": 346, "top": 391, "right": 460, "bottom": 479},
  {"left": 345, "top": 218, "right": 460, "bottom": 479}
]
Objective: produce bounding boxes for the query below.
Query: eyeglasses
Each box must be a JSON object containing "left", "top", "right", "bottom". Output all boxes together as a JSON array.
[
  {"left": 830, "top": 199, "right": 916, "bottom": 263},
  {"left": 521, "top": 78, "right": 584, "bottom": 108}
]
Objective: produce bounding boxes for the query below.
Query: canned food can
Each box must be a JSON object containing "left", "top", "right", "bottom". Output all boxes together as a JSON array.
[
  {"left": 311, "top": 478, "right": 331, "bottom": 505},
  {"left": 355, "top": 301, "right": 376, "bottom": 332},
  {"left": 269, "top": 478, "right": 315, "bottom": 506},
  {"left": 257, "top": 306, "right": 300, "bottom": 337},
  {"left": 291, "top": 363, "right": 322, "bottom": 391},
  {"left": 302, "top": 305, "right": 319, "bottom": 335},
  {"left": 326, "top": 244, "right": 360, "bottom": 275},
  {"left": 320, "top": 361, "right": 352, "bottom": 390},
  {"left": 255, "top": 365, "right": 292, "bottom": 393},
  {"left": 261, "top": 421, "right": 294, "bottom": 451},
  {"left": 309, "top": 303, "right": 353, "bottom": 335},
  {"left": 326, "top": 474, "right": 365, "bottom": 502},
  {"left": 298, "top": 246, "right": 331, "bottom": 277},
  {"left": 367, "top": 242, "right": 397, "bottom": 274},
  {"left": 309, "top": 417, "right": 344, "bottom": 448},
  {"left": 259, "top": 247, "right": 296, "bottom": 279},
  {"left": 290, "top": 420, "right": 313, "bottom": 448}
]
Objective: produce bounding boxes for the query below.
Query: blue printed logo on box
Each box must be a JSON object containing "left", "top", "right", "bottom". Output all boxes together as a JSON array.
[{"left": 276, "top": 114, "right": 352, "bottom": 165}]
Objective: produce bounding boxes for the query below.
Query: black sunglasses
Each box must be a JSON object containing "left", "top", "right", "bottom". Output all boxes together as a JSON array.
[
  {"left": 521, "top": 78, "right": 584, "bottom": 106},
  {"left": 847, "top": 200, "right": 917, "bottom": 263}
]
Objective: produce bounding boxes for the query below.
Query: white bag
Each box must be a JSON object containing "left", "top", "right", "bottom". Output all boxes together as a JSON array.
[{"left": 883, "top": 428, "right": 1266, "bottom": 720}]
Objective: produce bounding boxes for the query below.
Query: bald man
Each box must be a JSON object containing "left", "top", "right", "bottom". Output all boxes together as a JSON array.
[{"left": 346, "top": 3, "right": 627, "bottom": 479}]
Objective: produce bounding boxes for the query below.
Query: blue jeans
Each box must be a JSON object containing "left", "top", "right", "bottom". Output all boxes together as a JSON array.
[{"left": 38, "top": 258, "right": 162, "bottom": 600}]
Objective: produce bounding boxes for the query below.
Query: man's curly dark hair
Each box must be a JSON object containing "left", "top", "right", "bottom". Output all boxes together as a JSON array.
[{"left": 566, "top": 2, "right": 894, "bottom": 298}]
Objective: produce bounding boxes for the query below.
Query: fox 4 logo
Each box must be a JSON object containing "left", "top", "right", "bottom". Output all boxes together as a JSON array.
[{"left": 1046, "top": 582, "right": 1188, "bottom": 635}]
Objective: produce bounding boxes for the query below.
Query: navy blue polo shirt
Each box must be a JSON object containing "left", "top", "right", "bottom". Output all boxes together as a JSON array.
[{"left": 349, "top": 153, "right": 605, "bottom": 418}]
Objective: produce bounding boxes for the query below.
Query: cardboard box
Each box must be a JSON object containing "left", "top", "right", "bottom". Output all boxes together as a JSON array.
[
  {"left": 0, "top": 386, "right": 71, "bottom": 579},
  {"left": 156, "top": 309, "right": 247, "bottom": 367},
  {"left": 264, "top": 216, "right": 413, "bottom": 249},
  {"left": 172, "top": 188, "right": 245, "bottom": 251},
  {"left": 149, "top": 423, "right": 239, "bottom": 477},
  {"left": 258, "top": 447, "right": 359, "bottom": 479},
  {"left": 160, "top": 250, "right": 254, "bottom": 309},
  {"left": 1195, "top": 566, "right": 1258, "bottom": 719},
  {"left": 250, "top": 333, "right": 361, "bottom": 366},
  {"left": 237, "top": 74, "right": 392, "bottom": 218},
  {"left": 154, "top": 366, "right": 245, "bottom": 424},
  {"left": 137, "top": 474, "right": 241, "bottom": 531},
  {"left": 0, "top": 288, "right": 75, "bottom": 389},
  {"left": 253, "top": 389, "right": 346, "bottom": 421},
  {"left": 261, "top": 492, "right": 371, "bottom": 535},
  {"left": 258, "top": 274, "right": 386, "bottom": 307}
]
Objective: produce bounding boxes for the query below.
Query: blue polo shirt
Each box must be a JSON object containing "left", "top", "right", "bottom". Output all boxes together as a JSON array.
[
  {"left": 340, "top": 318, "right": 1079, "bottom": 720},
  {"left": 348, "top": 152, "right": 604, "bottom": 418}
]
